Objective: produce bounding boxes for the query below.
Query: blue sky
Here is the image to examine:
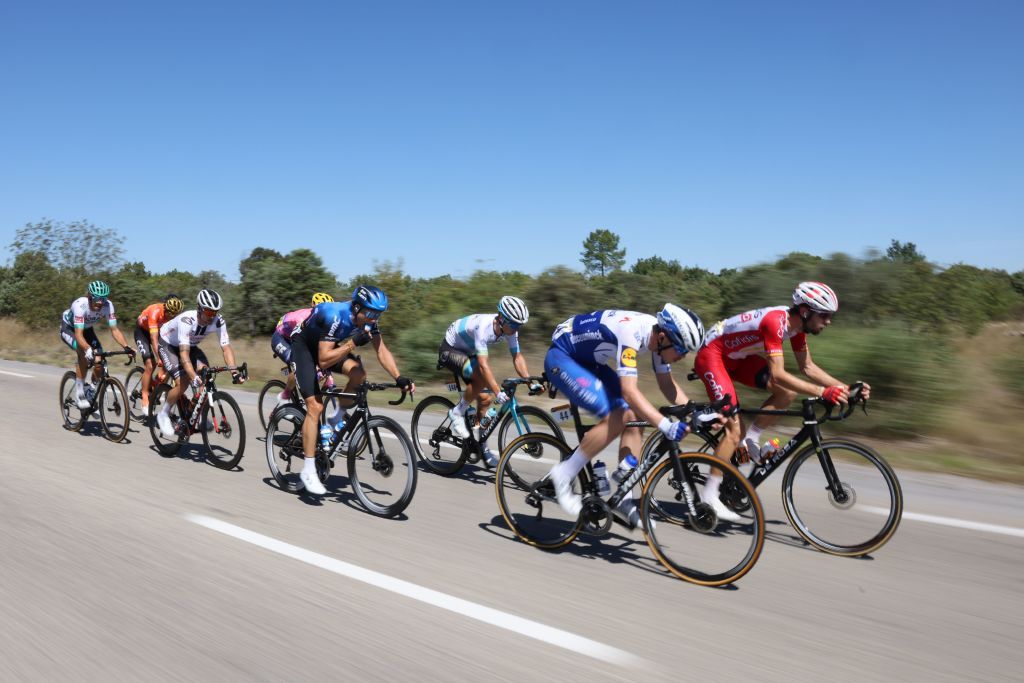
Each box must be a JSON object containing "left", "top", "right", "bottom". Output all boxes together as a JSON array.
[{"left": 1, "top": 0, "right": 1021, "bottom": 282}]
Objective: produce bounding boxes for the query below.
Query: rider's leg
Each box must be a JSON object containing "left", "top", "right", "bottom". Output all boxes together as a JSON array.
[
  {"left": 337, "top": 355, "right": 365, "bottom": 411},
  {"left": 142, "top": 356, "right": 155, "bottom": 407}
]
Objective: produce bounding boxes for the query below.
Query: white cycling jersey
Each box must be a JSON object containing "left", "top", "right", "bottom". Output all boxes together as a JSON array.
[
  {"left": 444, "top": 313, "right": 520, "bottom": 356},
  {"left": 159, "top": 310, "right": 230, "bottom": 347},
  {"left": 61, "top": 297, "right": 117, "bottom": 329},
  {"left": 551, "top": 310, "right": 670, "bottom": 378}
]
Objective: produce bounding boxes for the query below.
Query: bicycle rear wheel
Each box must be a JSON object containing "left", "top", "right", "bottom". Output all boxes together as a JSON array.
[
  {"left": 641, "top": 453, "right": 764, "bottom": 587},
  {"left": 495, "top": 433, "right": 582, "bottom": 550},
  {"left": 782, "top": 439, "right": 903, "bottom": 556},
  {"left": 496, "top": 405, "right": 564, "bottom": 454},
  {"left": 99, "top": 377, "right": 130, "bottom": 443},
  {"left": 59, "top": 371, "right": 85, "bottom": 431},
  {"left": 201, "top": 391, "right": 245, "bottom": 469},
  {"left": 148, "top": 383, "right": 183, "bottom": 455},
  {"left": 258, "top": 379, "right": 287, "bottom": 431},
  {"left": 347, "top": 416, "right": 417, "bottom": 517},
  {"left": 410, "top": 395, "right": 468, "bottom": 476},
  {"left": 124, "top": 366, "right": 149, "bottom": 423}
]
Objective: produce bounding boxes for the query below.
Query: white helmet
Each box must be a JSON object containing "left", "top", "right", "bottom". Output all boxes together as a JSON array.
[
  {"left": 792, "top": 282, "right": 838, "bottom": 314},
  {"left": 656, "top": 303, "right": 705, "bottom": 354},
  {"left": 498, "top": 296, "right": 529, "bottom": 325},
  {"left": 197, "top": 288, "right": 223, "bottom": 311}
]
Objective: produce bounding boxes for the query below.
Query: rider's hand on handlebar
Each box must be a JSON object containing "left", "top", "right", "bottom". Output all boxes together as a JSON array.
[
  {"left": 658, "top": 417, "right": 688, "bottom": 441},
  {"left": 856, "top": 382, "right": 871, "bottom": 401},
  {"left": 494, "top": 390, "right": 510, "bottom": 405},
  {"left": 84, "top": 347, "right": 94, "bottom": 363},
  {"left": 231, "top": 370, "right": 245, "bottom": 384},
  {"left": 528, "top": 381, "right": 544, "bottom": 394},
  {"left": 821, "top": 385, "right": 849, "bottom": 406},
  {"left": 123, "top": 345, "right": 135, "bottom": 357},
  {"left": 190, "top": 375, "right": 203, "bottom": 390},
  {"left": 396, "top": 375, "right": 415, "bottom": 394}
]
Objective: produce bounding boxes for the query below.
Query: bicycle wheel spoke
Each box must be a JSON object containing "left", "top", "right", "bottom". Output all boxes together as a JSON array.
[
  {"left": 99, "top": 379, "right": 130, "bottom": 442},
  {"left": 265, "top": 404, "right": 305, "bottom": 492},
  {"left": 203, "top": 393, "right": 245, "bottom": 469},
  {"left": 410, "top": 396, "right": 465, "bottom": 475}
]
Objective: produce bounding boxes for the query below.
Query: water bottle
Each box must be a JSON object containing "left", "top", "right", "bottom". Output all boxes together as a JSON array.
[
  {"left": 319, "top": 424, "right": 334, "bottom": 451},
  {"left": 760, "top": 438, "right": 781, "bottom": 460},
  {"left": 84, "top": 384, "right": 96, "bottom": 401},
  {"left": 479, "top": 406, "right": 498, "bottom": 429},
  {"left": 611, "top": 454, "right": 639, "bottom": 484},
  {"left": 592, "top": 460, "right": 610, "bottom": 496}
]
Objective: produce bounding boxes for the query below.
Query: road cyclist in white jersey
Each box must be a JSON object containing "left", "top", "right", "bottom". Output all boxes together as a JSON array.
[
  {"left": 437, "top": 296, "right": 542, "bottom": 466},
  {"left": 59, "top": 280, "right": 135, "bottom": 409},
  {"left": 543, "top": 304, "right": 707, "bottom": 527},
  {"left": 154, "top": 289, "right": 246, "bottom": 438}
]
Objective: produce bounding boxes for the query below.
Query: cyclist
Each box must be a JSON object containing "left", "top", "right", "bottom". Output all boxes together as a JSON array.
[
  {"left": 134, "top": 294, "right": 184, "bottom": 413},
  {"left": 544, "top": 304, "right": 705, "bottom": 527},
  {"left": 693, "top": 281, "right": 871, "bottom": 521},
  {"left": 154, "top": 289, "right": 246, "bottom": 438},
  {"left": 59, "top": 280, "right": 135, "bottom": 409},
  {"left": 272, "top": 292, "right": 336, "bottom": 407},
  {"left": 438, "top": 296, "right": 542, "bottom": 466},
  {"left": 289, "top": 284, "right": 415, "bottom": 495}
]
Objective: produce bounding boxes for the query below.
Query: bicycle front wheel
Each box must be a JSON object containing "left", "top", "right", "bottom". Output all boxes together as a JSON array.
[
  {"left": 496, "top": 405, "right": 565, "bottom": 454},
  {"left": 124, "top": 366, "right": 148, "bottom": 423},
  {"left": 782, "top": 439, "right": 903, "bottom": 556},
  {"left": 99, "top": 377, "right": 130, "bottom": 443},
  {"left": 410, "top": 395, "right": 468, "bottom": 476},
  {"left": 641, "top": 452, "right": 764, "bottom": 587},
  {"left": 59, "top": 371, "right": 85, "bottom": 431},
  {"left": 258, "top": 379, "right": 287, "bottom": 431},
  {"left": 202, "top": 391, "right": 245, "bottom": 469},
  {"left": 347, "top": 416, "right": 417, "bottom": 517},
  {"left": 495, "top": 432, "right": 582, "bottom": 550}
]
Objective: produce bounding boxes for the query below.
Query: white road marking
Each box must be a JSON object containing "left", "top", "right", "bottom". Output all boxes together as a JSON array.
[
  {"left": 863, "top": 506, "right": 1024, "bottom": 538},
  {"left": 186, "top": 514, "right": 648, "bottom": 669},
  {"left": 0, "top": 369, "right": 34, "bottom": 378}
]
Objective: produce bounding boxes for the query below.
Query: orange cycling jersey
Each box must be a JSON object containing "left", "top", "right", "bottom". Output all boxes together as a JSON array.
[{"left": 137, "top": 303, "right": 168, "bottom": 332}]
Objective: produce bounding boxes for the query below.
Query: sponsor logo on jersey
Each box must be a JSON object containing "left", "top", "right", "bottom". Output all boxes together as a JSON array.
[
  {"left": 724, "top": 334, "right": 760, "bottom": 350},
  {"left": 620, "top": 347, "right": 638, "bottom": 368},
  {"left": 569, "top": 330, "right": 604, "bottom": 343},
  {"left": 704, "top": 371, "right": 725, "bottom": 401}
]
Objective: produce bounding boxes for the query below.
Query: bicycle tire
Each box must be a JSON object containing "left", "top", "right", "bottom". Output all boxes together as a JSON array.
[
  {"left": 59, "top": 371, "right": 85, "bottom": 432},
  {"left": 782, "top": 439, "right": 903, "bottom": 556},
  {"left": 258, "top": 379, "right": 287, "bottom": 431},
  {"left": 202, "top": 391, "right": 245, "bottom": 469},
  {"left": 148, "top": 383, "right": 183, "bottom": 456},
  {"left": 495, "top": 432, "right": 583, "bottom": 550},
  {"left": 496, "top": 404, "right": 565, "bottom": 454},
  {"left": 346, "top": 415, "right": 417, "bottom": 517},
  {"left": 265, "top": 404, "right": 306, "bottom": 492},
  {"left": 124, "top": 366, "right": 148, "bottom": 423},
  {"left": 641, "top": 452, "right": 765, "bottom": 587},
  {"left": 410, "top": 395, "right": 468, "bottom": 476},
  {"left": 99, "top": 377, "right": 130, "bottom": 443}
]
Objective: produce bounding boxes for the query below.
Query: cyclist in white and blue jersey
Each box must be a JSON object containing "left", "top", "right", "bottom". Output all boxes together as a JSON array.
[
  {"left": 289, "top": 284, "right": 414, "bottom": 495},
  {"left": 544, "top": 304, "right": 705, "bottom": 525},
  {"left": 437, "top": 296, "right": 541, "bottom": 466}
]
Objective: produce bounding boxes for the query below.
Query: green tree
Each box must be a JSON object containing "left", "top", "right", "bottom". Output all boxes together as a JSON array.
[
  {"left": 886, "top": 239, "right": 925, "bottom": 264},
  {"left": 631, "top": 255, "right": 683, "bottom": 277},
  {"left": 580, "top": 229, "right": 626, "bottom": 277},
  {"left": 10, "top": 218, "right": 125, "bottom": 274}
]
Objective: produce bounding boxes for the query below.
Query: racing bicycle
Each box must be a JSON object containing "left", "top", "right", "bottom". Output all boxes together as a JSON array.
[{"left": 59, "top": 349, "right": 134, "bottom": 443}]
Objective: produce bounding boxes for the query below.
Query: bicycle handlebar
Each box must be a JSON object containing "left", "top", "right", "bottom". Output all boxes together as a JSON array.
[
  {"left": 201, "top": 362, "right": 249, "bottom": 384},
  {"left": 93, "top": 350, "right": 135, "bottom": 367},
  {"left": 500, "top": 375, "right": 548, "bottom": 396}
]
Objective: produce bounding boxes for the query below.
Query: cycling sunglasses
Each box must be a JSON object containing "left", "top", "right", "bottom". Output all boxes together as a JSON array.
[
  {"left": 362, "top": 308, "right": 383, "bottom": 321},
  {"left": 199, "top": 306, "right": 218, "bottom": 317}
]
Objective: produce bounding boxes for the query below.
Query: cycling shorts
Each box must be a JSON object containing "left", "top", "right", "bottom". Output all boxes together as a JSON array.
[
  {"left": 157, "top": 339, "right": 210, "bottom": 380},
  {"left": 692, "top": 347, "right": 770, "bottom": 408},
  {"left": 60, "top": 321, "right": 102, "bottom": 353},
  {"left": 543, "top": 346, "right": 628, "bottom": 419},
  {"left": 271, "top": 331, "right": 293, "bottom": 364},
  {"left": 437, "top": 341, "right": 478, "bottom": 381},
  {"left": 133, "top": 325, "right": 156, "bottom": 361}
]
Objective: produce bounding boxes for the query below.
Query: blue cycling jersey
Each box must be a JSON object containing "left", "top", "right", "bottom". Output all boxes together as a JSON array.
[
  {"left": 293, "top": 301, "right": 378, "bottom": 344},
  {"left": 551, "top": 310, "right": 669, "bottom": 378}
]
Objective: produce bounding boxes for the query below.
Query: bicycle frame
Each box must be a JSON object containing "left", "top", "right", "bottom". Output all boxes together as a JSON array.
[{"left": 442, "top": 373, "right": 546, "bottom": 455}]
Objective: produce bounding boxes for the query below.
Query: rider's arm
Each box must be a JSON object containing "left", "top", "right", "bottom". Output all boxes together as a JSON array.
[
  {"left": 511, "top": 351, "right": 530, "bottom": 379},
  {"left": 793, "top": 348, "right": 843, "bottom": 388},
  {"left": 221, "top": 343, "right": 237, "bottom": 369},
  {"left": 109, "top": 323, "right": 129, "bottom": 349},
  {"left": 179, "top": 345, "right": 199, "bottom": 384},
  {"left": 475, "top": 353, "right": 502, "bottom": 394},
  {"left": 765, "top": 354, "right": 828, "bottom": 397},
  {"left": 371, "top": 334, "right": 402, "bottom": 379},
  {"left": 619, "top": 375, "right": 672, "bottom": 427},
  {"left": 655, "top": 369, "right": 688, "bottom": 405},
  {"left": 74, "top": 325, "right": 89, "bottom": 351},
  {"left": 318, "top": 339, "right": 356, "bottom": 369},
  {"left": 150, "top": 327, "right": 162, "bottom": 364}
]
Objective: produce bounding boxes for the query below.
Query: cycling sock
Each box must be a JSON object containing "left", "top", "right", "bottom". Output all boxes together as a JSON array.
[
  {"left": 452, "top": 398, "right": 469, "bottom": 416},
  {"left": 703, "top": 473, "right": 723, "bottom": 501},
  {"left": 302, "top": 456, "right": 317, "bottom": 474},
  {"left": 159, "top": 404, "right": 171, "bottom": 418},
  {"left": 554, "top": 448, "right": 589, "bottom": 481}
]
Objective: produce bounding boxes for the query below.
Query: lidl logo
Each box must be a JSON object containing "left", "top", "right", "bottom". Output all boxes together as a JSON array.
[{"left": 620, "top": 347, "right": 638, "bottom": 368}]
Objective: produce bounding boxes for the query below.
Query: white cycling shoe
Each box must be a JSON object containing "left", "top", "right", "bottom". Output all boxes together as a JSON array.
[
  {"left": 299, "top": 469, "right": 327, "bottom": 495},
  {"left": 700, "top": 492, "right": 742, "bottom": 524},
  {"left": 156, "top": 412, "right": 176, "bottom": 439},
  {"left": 75, "top": 391, "right": 91, "bottom": 411},
  {"left": 548, "top": 467, "right": 582, "bottom": 517},
  {"left": 448, "top": 408, "right": 470, "bottom": 440}
]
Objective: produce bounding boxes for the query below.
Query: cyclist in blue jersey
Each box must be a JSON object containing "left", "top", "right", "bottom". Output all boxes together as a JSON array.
[
  {"left": 544, "top": 304, "right": 706, "bottom": 527},
  {"left": 289, "top": 284, "right": 414, "bottom": 495},
  {"left": 437, "top": 296, "right": 542, "bottom": 466}
]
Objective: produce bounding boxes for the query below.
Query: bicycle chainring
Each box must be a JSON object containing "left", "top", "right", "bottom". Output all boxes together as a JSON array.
[{"left": 579, "top": 496, "right": 611, "bottom": 536}]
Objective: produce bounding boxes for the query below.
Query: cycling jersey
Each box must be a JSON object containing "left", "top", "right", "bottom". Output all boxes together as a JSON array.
[
  {"left": 136, "top": 303, "right": 168, "bottom": 333},
  {"left": 444, "top": 314, "right": 520, "bottom": 356},
  {"left": 61, "top": 297, "right": 116, "bottom": 329},
  {"left": 275, "top": 307, "right": 312, "bottom": 337},
  {"left": 293, "top": 301, "right": 377, "bottom": 345},
  {"left": 159, "top": 310, "right": 230, "bottom": 347},
  {"left": 551, "top": 310, "right": 669, "bottom": 378},
  {"left": 702, "top": 306, "right": 807, "bottom": 359}
]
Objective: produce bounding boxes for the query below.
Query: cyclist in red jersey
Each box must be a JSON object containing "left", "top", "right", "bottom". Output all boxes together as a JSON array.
[{"left": 693, "top": 281, "right": 871, "bottom": 522}]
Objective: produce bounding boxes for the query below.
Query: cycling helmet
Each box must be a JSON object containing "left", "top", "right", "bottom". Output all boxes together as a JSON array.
[
  {"left": 351, "top": 284, "right": 388, "bottom": 312},
  {"left": 792, "top": 281, "right": 838, "bottom": 314},
  {"left": 196, "top": 288, "right": 223, "bottom": 311},
  {"left": 497, "top": 296, "right": 529, "bottom": 325},
  {"left": 164, "top": 295, "right": 184, "bottom": 316},
  {"left": 311, "top": 292, "right": 334, "bottom": 306},
  {"left": 87, "top": 280, "right": 110, "bottom": 299},
  {"left": 656, "top": 303, "right": 705, "bottom": 354}
]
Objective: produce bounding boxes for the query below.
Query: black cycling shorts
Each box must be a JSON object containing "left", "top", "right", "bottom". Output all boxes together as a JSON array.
[
  {"left": 60, "top": 322, "right": 102, "bottom": 353},
  {"left": 134, "top": 326, "right": 156, "bottom": 361},
  {"left": 157, "top": 339, "right": 210, "bottom": 380},
  {"left": 437, "top": 341, "right": 477, "bottom": 381}
]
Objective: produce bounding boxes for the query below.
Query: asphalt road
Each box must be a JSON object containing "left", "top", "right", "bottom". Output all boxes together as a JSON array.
[{"left": 1, "top": 358, "right": 1021, "bottom": 682}]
